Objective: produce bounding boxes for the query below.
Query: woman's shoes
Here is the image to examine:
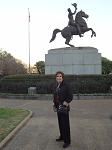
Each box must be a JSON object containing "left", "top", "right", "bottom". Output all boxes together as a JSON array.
[
  {"left": 56, "top": 137, "right": 70, "bottom": 148},
  {"left": 56, "top": 137, "right": 63, "bottom": 142},
  {"left": 63, "top": 143, "right": 70, "bottom": 148}
]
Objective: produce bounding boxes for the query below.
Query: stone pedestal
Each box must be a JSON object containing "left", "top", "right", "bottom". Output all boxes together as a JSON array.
[{"left": 45, "top": 47, "right": 102, "bottom": 75}]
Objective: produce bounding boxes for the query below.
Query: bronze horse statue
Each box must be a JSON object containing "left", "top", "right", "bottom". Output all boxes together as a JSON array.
[{"left": 50, "top": 10, "right": 96, "bottom": 47}]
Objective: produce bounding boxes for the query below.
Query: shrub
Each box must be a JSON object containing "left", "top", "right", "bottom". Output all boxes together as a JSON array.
[{"left": 0, "top": 74, "right": 112, "bottom": 94}]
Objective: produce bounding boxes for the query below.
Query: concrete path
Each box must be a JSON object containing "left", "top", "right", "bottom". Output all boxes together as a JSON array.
[{"left": 0, "top": 98, "right": 112, "bottom": 150}]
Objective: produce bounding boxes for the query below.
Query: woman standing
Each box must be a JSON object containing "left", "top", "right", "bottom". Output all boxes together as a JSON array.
[{"left": 53, "top": 71, "right": 73, "bottom": 148}]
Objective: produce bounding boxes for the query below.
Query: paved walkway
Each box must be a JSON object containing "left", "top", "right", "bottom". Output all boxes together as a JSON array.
[{"left": 0, "top": 98, "right": 112, "bottom": 150}]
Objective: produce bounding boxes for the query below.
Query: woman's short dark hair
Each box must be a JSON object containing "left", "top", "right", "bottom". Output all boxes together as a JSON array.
[{"left": 55, "top": 71, "right": 65, "bottom": 79}]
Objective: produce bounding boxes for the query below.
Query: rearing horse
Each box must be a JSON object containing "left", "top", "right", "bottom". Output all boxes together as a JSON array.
[{"left": 50, "top": 10, "right": 96, "bottom": 47}]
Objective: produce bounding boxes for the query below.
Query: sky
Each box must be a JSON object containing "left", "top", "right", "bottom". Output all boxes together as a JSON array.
[{"left": 0, "top": 0, "right": 112, "bottom": 66}]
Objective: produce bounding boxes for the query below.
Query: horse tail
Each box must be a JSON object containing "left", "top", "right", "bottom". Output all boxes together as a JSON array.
[{"left": 49, "top": 29, "right": 61, "bottom": 42}]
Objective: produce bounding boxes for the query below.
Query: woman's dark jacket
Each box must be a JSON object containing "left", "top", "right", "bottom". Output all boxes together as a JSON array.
[{"left": 53, "top": 81, "right": 73, "bottom": 107}]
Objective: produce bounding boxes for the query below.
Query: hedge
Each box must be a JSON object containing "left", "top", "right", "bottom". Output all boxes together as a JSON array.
[{"left": 0, "top": 74, "right": 112, "bottom": 94}]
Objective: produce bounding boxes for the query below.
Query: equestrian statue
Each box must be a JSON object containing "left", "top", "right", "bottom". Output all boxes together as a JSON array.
[{"left": 50, "top": 3, "right": 96, "bottom": 47}]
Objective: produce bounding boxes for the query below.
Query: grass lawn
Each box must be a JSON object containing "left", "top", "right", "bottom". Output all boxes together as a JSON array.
[{"left": 0, "top": 108, "right": 30, "bottom": 142}]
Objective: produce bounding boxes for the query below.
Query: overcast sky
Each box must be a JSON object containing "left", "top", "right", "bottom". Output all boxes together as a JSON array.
[{"left": 0, "top": 0, "right": 112, "bottom": 65}]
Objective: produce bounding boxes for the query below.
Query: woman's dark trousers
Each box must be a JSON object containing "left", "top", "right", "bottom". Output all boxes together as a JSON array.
[{"left": 57, "top": 112, "right": 71, "bottom": 144}]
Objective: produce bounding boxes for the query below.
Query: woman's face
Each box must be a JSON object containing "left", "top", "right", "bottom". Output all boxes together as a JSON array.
[{"left": 56, "top": 73, "right": 63, "bottom": 83}]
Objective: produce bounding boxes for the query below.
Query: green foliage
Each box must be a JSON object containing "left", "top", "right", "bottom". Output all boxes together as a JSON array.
[
  {"left": 102, "top": 57, "right": 112, "bottom": 74},
  {"left": 0, "top": 74, "right": 112, "bottom": 94},
  {"left": 0, "top": 49, "right": 12, "bottom": 59},
  {"left": 34, "top": 61, "right": 45, "bottom": 74}
]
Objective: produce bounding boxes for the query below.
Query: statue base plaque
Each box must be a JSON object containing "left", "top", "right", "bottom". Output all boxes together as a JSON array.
[{"left": 45, "top": 47, "right": 101, "bottom": 75}]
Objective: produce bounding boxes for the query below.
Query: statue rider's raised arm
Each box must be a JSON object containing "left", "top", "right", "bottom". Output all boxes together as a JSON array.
[{"left": 67, "top": 3, "right": 83, "bottom": 37}]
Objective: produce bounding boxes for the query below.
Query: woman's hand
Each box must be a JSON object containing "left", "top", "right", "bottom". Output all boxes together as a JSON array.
[
  {"left": 53, "top": 105, "right": 57, "bottom": 112},
  {"left": 63, "top": 101, "right": 69, "bottom": 107}
]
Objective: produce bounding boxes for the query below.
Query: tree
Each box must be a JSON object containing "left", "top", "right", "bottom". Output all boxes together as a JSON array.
[
  {"left": 34, "top": 61, "right": 45, "bottom": 74},
  {"left": 0, "top": 49, "right": 27, "bottom": 75},
  {"left": 102, "top": 57, "right": 112, "bottom": 74}
]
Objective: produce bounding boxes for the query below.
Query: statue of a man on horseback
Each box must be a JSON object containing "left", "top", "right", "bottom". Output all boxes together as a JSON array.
[
  {"left": 67, "top": 3, "right": 83, "bottom": 37},
  {"left": 50, "top": 3, "right": 96, "bottom": 47}
]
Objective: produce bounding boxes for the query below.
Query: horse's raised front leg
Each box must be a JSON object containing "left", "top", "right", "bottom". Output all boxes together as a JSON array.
[
  {"left": 65, "top": 36, "right": 75, "bottom": 47},
  {"left": 88, "top": 28, "right": 96, "bottom": 37},
  {"left": 83, "top": 28, "right": 96, "bottom": 37}
]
